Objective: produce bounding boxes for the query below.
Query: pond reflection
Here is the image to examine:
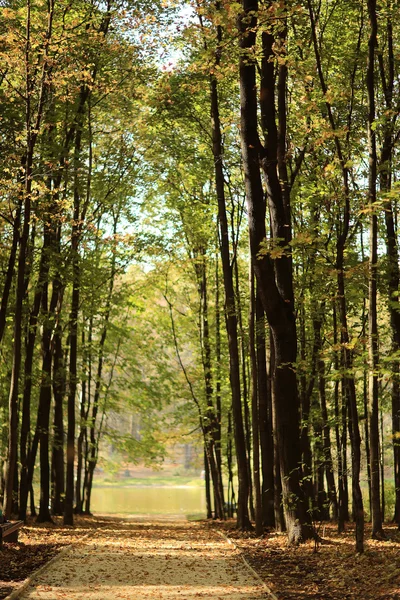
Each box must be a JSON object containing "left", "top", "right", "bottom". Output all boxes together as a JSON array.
[{"left": 91, "top": 486, "right": 206, "bottom": 516}]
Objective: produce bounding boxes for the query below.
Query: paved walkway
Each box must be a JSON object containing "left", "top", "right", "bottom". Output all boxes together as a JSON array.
[{"left": 15, "top": 518, "right": 272, "bottom": 599}]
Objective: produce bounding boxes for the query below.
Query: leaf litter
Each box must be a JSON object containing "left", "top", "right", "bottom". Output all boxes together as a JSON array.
[
  {"left": 1, "top": 515, "right": 269, "bottom": 599},
  {"left": 208, "top": 520, "right": 400, "bottom": 600},
  {"left": 4, "top": 515, "right": 399, "bottom": 599}
]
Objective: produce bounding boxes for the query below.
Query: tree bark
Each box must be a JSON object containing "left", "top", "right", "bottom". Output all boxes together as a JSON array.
[
  {"left": 249, "top": 264, "right": 262, "bottom": 535},
  {"left": 0, "top": 202, "right": 21, "bottom": 345},
  {"left": 256, "top": 289, "right": 274, "bottom": 528},
  {"left": 367, "top": 0, "right": 384, "bottom": 539},
  {"left": 239, "top": 0, "right": 312, "bottom": 542},
  {"left": 210, "top": 15, "right": 250, "bottom": 528}
]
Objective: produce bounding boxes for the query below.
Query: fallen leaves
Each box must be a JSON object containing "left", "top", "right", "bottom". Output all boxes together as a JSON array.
[
  {"left": 209, "top": 520, "right": 400, "bottom": 600},
  {"left": 1, "top": 516, "right": 267, "bottom": 599}
]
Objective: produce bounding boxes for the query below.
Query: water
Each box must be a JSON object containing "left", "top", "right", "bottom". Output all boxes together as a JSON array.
[{"left": 91, "top": 485, "right": 206, "bottom": 517}]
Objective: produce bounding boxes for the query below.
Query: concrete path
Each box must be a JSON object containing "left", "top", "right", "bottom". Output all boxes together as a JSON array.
[{"left": 14, "top": 518, "right": 272, "bottom": 599}]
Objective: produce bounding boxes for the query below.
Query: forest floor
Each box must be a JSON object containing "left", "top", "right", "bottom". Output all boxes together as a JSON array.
[
  {"left": 0, "top": 515, "right": 269, "bottom": 599},
  {"left": 0, "top": 515, "right": 399, "bottom": 599},
  {"left": 207, "top": 519, "right": 400, "bottom": 600}
]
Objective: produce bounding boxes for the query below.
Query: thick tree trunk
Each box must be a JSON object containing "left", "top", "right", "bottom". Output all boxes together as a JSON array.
[{"left": 239, "top": 1, "right": 312, "bottom": 542}]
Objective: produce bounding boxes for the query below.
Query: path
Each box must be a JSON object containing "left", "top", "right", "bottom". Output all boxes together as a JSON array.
[{"left": 14, "top": 517, "right": 273, "bottom": 599}]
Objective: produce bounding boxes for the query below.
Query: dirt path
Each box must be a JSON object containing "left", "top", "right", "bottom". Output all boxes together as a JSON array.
[{"left": 13, "top": 517, "right": 273, "bottom": 600}]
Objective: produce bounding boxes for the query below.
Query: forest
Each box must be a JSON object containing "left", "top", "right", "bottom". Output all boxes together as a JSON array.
[{"left": 0, "top": 0, "right": 400, "bottom": 565}]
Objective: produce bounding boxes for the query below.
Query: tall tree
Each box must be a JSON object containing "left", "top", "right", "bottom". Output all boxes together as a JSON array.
[{"left": 239, "top": 0, "right": 312, "bottom": 542}]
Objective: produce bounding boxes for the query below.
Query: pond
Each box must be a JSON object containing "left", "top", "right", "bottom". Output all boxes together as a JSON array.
[{"left": 90, "top": 485, "right": 206, "bottom": 517}]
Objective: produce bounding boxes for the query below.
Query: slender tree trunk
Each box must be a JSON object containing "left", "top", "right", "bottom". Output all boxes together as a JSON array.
[
  {"left": 210, "top": 17, "right": 250, "bottom": 529},
  {"left": 226, "top": 411, "right": 236, "bottom": 517},
  {"left": 270, "top": 335, "right": 285, "bottom": 532},
  {"left": 375, "top": 7, "right": 400, "bottom": 527},
  {"left": 318, "top": 348, "right": 338, "bottom": 520},
  {"left": 204, "top": 448, "right": 212, "bottom": 519},
  {"left": 64, "top": 125, "right": 83, "bottom": 526},
  {"left": 5, "top": 0, "right": 54, "bottom": 519},
  {"left": 0, "top": 202, "right": 21, "bottom": 345},
  {"left": 380, "top": 403, "right": 385, "bottom": 521},
  {"left": 314, "top": 421, "right": 329, "bottom": 521},
  {"left": 214, "top": 255, "right": 224, "bottom": 505},
  {"left": 334, "top": 305, "right": 346, "bottom": 532},
  {"left": 256, "top": 289, "right": 274, "bottom": 528},
  {"left": 37, "top": 282, "right": 53, "bottom": 523},
  {"left": 249, "top": 264, "right": 262, "bottom": 534},
  {"left": 75, "top": 329, "right": 87, "bottom": 514},
  {"left": 308, "top": 0, "right": 363, "bottom": 550},
  {"left": 367, "top": 0, "right": 384, "bottom": 539},
  {"left": 51, "top": 304, "right": 65, "bottom": 516},
  {"left": 233, "top": 258, "right": 254, "bottom": 522},
  {"left": 19, "top": 281, "right": 43, "bottom": 520},
  {"left": 4, "top": 140, "right": 32, "bottom": 522},
  {"left": 196, "top": 250, "right": 225, "bottom": 519},
  {"left": 300, "top": 301, "right": 320, "bottom": 516},
  {"left": 63, "top": 3, "right": 112, "bottom": 525}
]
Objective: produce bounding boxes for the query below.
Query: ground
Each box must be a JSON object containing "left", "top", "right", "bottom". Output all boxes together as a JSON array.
[
  {"left": 1, "top": 516, "right": 400, "bottom": 599},
  {"left": 208, "top": 520, "right": 400, "bottom": 600}
]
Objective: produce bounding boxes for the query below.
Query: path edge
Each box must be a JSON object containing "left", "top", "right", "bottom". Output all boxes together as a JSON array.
[
  {"left": 4, "top": 531, "right": 93, "bottom": 600},
  {"left": 216, "top": 529, "right": 279, "bottom": 600}
]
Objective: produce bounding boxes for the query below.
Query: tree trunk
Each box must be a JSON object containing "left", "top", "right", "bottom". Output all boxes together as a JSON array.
[
  {"left": 249, "top": 264, "right": 262, "bottom": 535},
  {"left": 376, "top": 7, "right": 400, "bottom": 528},
  {"left": 256, "top": 290, "right": 274, "bottom": 528},
  {"left": 367, "top": 0, "right": 384, "bottom": 539},
  {"left": 239, "top": 1, "right": 312, "bottom": 542},
  {"left": 270, "top": 337, "right": 285, "bottom": 532},
  {"left": 210, "top": 21, "right": 250, "bottom": 529},
  {"left": 214, "top": 255, "right": 224, "bottom": 507},
  {"left": 204, "top": 448, "right": 212, "bottom": 519},
  {"left": 196, "top": 249, "right": 225, "bottom": 520},
  {"left": 318, "top": 348, "right": 338, "bottom": 520},
  {"left": 75, "top": 329, "right": 87, "bottom": 514},
  {"left": 37, "top": 293, "right": 53, "bottom": 524},
  {"left": 4, "top": 151, "right": 32, "bottom": 521},
  {"left": 0, "top": 201, "right": 21, "bottom": 345},
  {"left": 51, "top": 307, "right": 65, "bottom": 516},
  {"left": 64, "top": 125, "right": 83, "bottom": 526},
  {"left": 5, "top": 0, "right": 54, "bottom": 519}
]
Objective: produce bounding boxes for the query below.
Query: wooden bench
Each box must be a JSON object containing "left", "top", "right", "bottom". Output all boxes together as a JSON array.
[{"left": 0, "top": 521, "right": 24, "bottom": 548}]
